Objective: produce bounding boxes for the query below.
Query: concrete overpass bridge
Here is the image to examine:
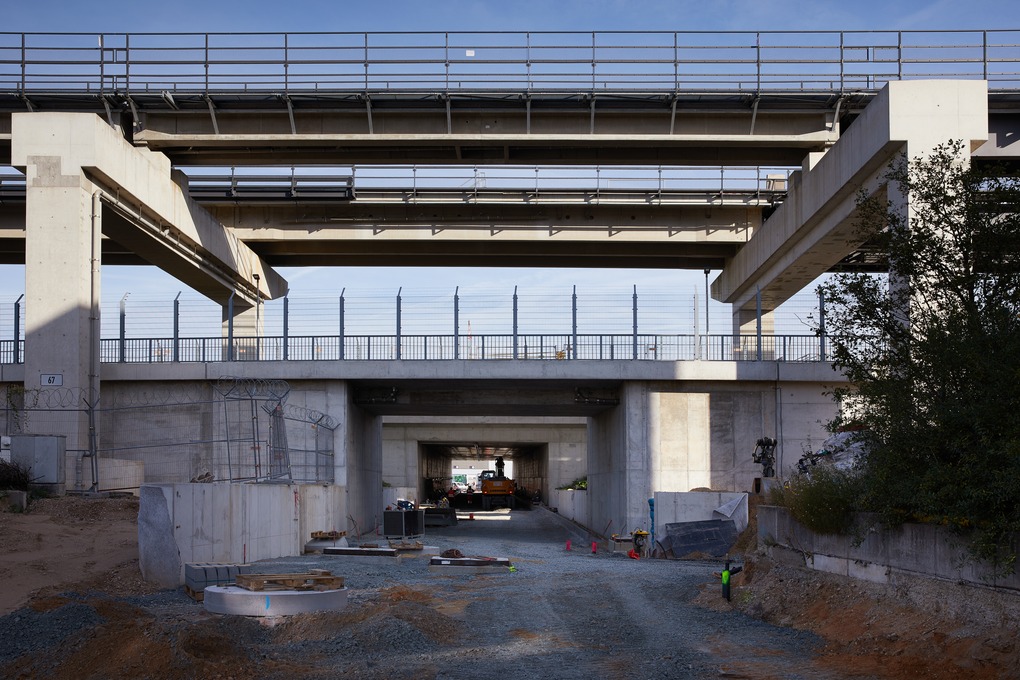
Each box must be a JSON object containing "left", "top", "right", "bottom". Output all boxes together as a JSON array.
[{"left": 2, "top": 31, "right": 1020, "bottom": 567}]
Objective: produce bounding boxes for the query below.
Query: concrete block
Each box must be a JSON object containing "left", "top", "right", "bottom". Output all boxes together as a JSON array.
[{"left": 138, "top": 485, "right": 182, "bottom": 588}]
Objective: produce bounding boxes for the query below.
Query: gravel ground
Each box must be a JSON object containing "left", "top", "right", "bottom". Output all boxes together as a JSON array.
[{"left": 0, "top": 504, "right": 834, "bottom": 679}]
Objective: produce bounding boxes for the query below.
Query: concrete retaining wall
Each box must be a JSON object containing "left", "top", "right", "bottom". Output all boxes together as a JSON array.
[
  {"left": 758, "top": 505, "right": 1020, "bottom": 591},
  {"left": 138, "top": 482, "right": 346, "bottom": 587},
  {"left": 549, "top": 489, "right": 588, "bottom": 529}
]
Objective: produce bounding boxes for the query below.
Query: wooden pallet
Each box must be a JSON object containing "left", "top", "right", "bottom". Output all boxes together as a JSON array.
[
  {"left": 388, "top": 540, "right": 424, "bottom": 550},
  {"left": 310, "top": 530, "right": 346, "bottom": 540},
  {"left": 184, "top": 585, "right": 205, "bottom": 602},
  {"left": 234, "top": 569, "right": 345, "bottom": 592}
]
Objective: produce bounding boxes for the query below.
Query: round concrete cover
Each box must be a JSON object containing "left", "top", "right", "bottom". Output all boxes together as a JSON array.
[{"left": 203, "top": 585, "right": 349, "bottom": 617}]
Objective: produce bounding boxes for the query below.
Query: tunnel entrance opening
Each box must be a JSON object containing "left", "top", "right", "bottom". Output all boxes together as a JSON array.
[{"left": 418, "top": 441, "right": 548, "bottom": 511}]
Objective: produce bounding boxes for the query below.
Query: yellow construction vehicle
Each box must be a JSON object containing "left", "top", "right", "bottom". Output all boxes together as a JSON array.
[{"left": 479, "top": 456, "right": 515, "bottom": 510}]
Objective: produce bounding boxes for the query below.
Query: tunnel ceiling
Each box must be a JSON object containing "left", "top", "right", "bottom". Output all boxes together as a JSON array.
[
  {"left": 352, "top": 380, "right": 620, "bottom": 417},
  {"left": 421, "top": 442, "right": 542, "bottom": 461}
]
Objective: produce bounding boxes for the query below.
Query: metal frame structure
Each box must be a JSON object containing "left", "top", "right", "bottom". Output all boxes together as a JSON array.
[{"left": 1, "top": 30, "right": 1018, "bottom": 96}]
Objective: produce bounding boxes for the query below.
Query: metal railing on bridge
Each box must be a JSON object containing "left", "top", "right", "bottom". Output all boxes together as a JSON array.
[
  {"left": 98, "top": 332, "right": 829, "bottom": 363},
  {"left": 1, "top": 30, "right": 1018, "bottom": 94},
  {"left": 2, "top": 286, "right": 834, "bottom": 365}
]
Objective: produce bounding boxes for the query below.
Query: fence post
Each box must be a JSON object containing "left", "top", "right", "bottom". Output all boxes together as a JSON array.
[
  {"left": 227, "top": 291, "right": 235, "bottom": 362},
  {"left": 818, "top": 288, "right": 826, "bottom": 361},
  {"left": 395, "top": 287, "right": 402, "bottom": 360},
  {"left": 632, "top": 285, "right": 638, "bottom": 360},
  {"left": 173, "top": 292, "right": 181, "bottom": 362},
  {"left": 571, "top": 285, "right": 578, "bottom": 360},
  {"left": 339, "top": 289, "right": 345, "bottom": 360},
  {"left": 756, "top": 286, "right": 762, "bottom": 362},
  {"left": 283, "top": 295, "right": 290, "bottom": 361},
  {"left": 513, "top": 286, "right": 519, "bottom": 360},
  {"left": 119, "top": 293, "right": 128, "bottom": 362},
  {"left": 13, "top": 294, "right": 23, "bottom": 364},
  {"left": 454, "top": 287, "right": 460, "bottom": 360}
]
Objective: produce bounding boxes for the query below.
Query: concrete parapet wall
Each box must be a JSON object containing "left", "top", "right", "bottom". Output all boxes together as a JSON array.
[
  {"left": 758, "top": 505, "right": 1020, "bottom": 591},
  {"left": 138, "top": 482, "right": 346, "bottom": 587},
  {"left": 548, "top": 489, "right": 588, "bottom": 529}
]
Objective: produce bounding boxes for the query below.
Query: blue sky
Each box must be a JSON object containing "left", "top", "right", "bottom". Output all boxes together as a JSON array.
[{"left": 2, "top": 1, "right": 1016, "bottom": 322}]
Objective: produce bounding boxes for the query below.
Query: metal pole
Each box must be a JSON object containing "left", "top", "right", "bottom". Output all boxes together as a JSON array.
[
  {"left": 571, "top": 285, "right": 578, "bottom": 360},
  {"left": 253, "top": 273, "right": 261, "bottom": 361},
  {"left": 13, "top": 294, "right": 23, "bottom": 364},
  {"left": 693, "top": 286, "right": 700, "bottom": 360},
  {"left": 818, "top": 288, "right": 827, "bottom": 361},
  {"left": 173, "top": 292, "right": 181, "bottom": 362},
  {"left": 339, "top": 289, "right": 345, "bottom": 360},
  {"left": 632, "top": 285, "right": 638, "bottom": 360},
  {"left": 704, "top": 268, "right": 710, "bottom": 339},
  {"left": 395, "top": 287, "right": 402, "bottom": 360},
  {"left": 283, "top": 295, "right": 289, "bottom": 361},
  {"left": 513, "top": 286, "right": 519, "bottom": 360},
  {"left": 227, "top": 291, "right": 235, "bottom": 361},
  {"left": 119, "top": 293, "right": 128, "bottom": 362},
  {"left": 756, "top": 286, "right": 763, "bottom": 362},
  {"left": 454, "top": 287, "right": 460, "bottom": 360}
]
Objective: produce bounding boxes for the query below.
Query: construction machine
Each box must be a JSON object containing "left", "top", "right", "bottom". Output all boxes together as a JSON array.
[{"left": 479, "top": 456, "right": 515, "bottom": 510}]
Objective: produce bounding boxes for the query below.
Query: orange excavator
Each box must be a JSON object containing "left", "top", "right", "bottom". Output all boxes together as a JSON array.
[{"left": 479, "top": 456, "right": 515, "bottom": 510}]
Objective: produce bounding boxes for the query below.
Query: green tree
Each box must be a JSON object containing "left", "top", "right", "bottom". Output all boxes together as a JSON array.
[{"left": 819, "top": 141, "right": 1020, "bottom": 571}]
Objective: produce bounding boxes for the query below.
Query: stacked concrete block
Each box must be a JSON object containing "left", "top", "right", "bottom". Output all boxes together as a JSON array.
[{"left": 184, "top": 562, "right": 254, "bottom": 599}]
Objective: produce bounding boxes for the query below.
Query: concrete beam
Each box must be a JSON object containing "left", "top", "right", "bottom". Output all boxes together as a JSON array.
[
  {"left": 714, "top": 80, "right": 989, "bottom": 311},
  {"left": 10, "top": 113, "right": 287, "bottom": 305}
]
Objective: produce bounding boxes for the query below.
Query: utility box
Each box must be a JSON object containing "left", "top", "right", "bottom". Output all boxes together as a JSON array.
[
  {"left": 383, "top": 509, "right": 425, "bottom": 539},
  {"left": 10, "top": 434, "right": 66, "bottom": 496}
]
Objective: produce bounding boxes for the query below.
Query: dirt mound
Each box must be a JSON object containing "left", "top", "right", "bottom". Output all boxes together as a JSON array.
[{"left": 694, "top": 555, "right": 1020, "bottom": 679}]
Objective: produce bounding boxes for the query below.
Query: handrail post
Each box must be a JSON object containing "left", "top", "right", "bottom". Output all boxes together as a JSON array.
[
  {"left": 173, "top": 292, "right": 181, "bottom": 362},
  {"left": 513, "top": 286, "right": 519, "bottom": 359},
  {"left": 571, "top": 285, "right": 578, "bottom": 360},
  {"left": 454, "top": 286, "right": 460, "bottom": 360},
  {"left": 13, "top": 294, "right": 23, "bottom": 364},
  {"left": 632, "top": 285, "right": 638, "bottom": 360}
]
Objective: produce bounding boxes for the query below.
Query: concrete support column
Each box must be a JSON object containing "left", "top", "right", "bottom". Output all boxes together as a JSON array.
[
  {"left": 21, "top": 159, "right": 100, "bottom": 456},
  {"left": 221, "top": 303, "right": 261, "bottom": 337},
  {"left": 731, "top": 306, "right": 774, "bottom": 337}
]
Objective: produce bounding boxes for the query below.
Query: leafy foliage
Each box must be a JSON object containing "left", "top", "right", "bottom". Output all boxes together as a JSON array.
[
  {"left": 557, "top": 476, "right": 587, "bottom": 491},
  {"left": 818, "top": 141, "right": 1020, "bottom": 571},
  {"left": 769, "top": 466, "right": 866, "bottom": 536}
]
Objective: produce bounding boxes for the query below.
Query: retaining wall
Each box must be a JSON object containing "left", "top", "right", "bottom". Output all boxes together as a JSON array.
[
  {"left": 138, "top": 482, "right": 346, "bottom": 587},
  {"left": 758, "top": 505, "right": 1020, "bottom": 591}
]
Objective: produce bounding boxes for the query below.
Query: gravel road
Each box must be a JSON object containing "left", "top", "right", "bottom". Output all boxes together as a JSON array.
[
  {"left": 0, "top": 505, "right": 835, "bottom": 679},
  {"left": 257, "top": 506, "right": 828, "bottom": 679}
]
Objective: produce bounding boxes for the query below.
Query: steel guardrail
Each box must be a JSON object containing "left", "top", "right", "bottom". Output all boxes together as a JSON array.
[{"left": 1, "top": 30, "right": 1018, "bottom": 95}]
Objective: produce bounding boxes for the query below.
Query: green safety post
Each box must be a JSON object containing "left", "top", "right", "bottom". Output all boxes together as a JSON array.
[{"left": 721, "top": 560, "right": 731, "bottom": 601}]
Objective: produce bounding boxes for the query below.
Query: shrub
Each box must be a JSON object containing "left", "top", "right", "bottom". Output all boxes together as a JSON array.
[
  {"left": 772, "top": 466, "right": 866, "bottom": 536},
  {"left": 0, "top": 459, "right": 31, "bottom": 491}
]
